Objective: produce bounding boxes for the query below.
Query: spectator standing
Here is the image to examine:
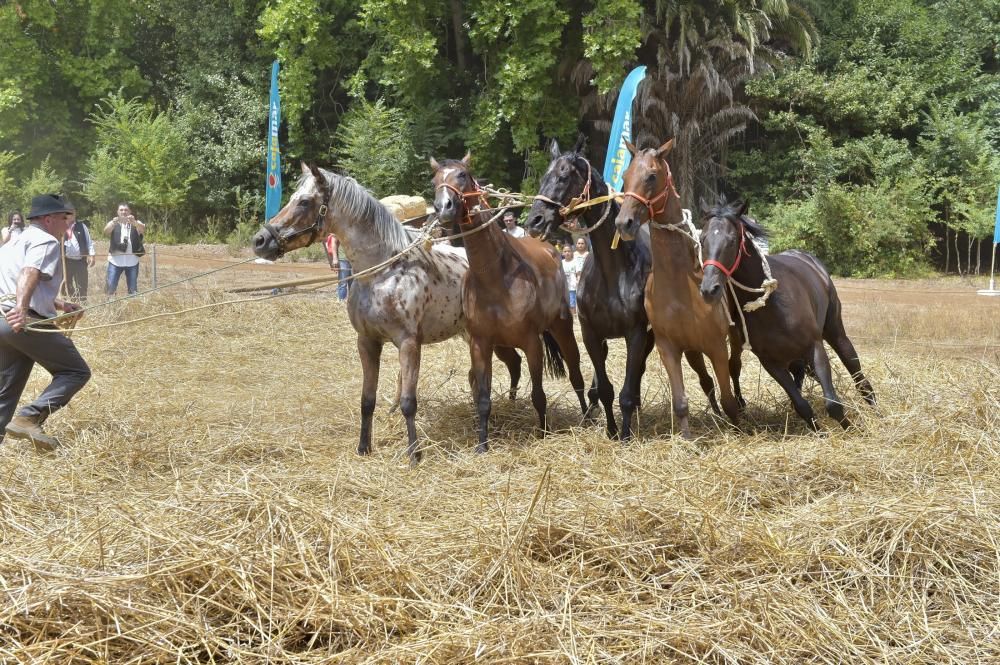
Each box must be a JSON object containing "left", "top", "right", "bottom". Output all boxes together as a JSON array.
[
  {"left": 502, "top": 211, "right": 525, "bottom": 238},
  {"left": 2, "top": 211, "right": 25, "bottom": 245},
  {"left": 0, "top": 194, "right": 90, "bottom": 452},
  {"left": 561, "top": 245, "right": 579, "bottom": 316},
  {"left": 103, "top": 203, "right": 145, "bottom": 295},
  {"left": 324, "top": 233, "right": 352, "bottom": 301},
  {"left": 63, "top": 209, "right": 96, "bottom": 301},
  {"left": 574, "top": 236, "right": 589, "bottom": 275}
]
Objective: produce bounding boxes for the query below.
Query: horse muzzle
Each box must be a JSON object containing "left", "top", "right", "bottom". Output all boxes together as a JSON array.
[
  {"left": 252, "top": 228, "right": 282, "bottom": 261},
  {"left": 700, "top": 269, "right": 725, "bottom": 304},
  {"left": 614, "top": 215, "right": 640, "bottom": 242}
]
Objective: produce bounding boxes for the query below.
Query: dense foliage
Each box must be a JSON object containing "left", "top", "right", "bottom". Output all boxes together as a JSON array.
[{"left": 0, "top": 0, "right": 996, "bottom": 275}]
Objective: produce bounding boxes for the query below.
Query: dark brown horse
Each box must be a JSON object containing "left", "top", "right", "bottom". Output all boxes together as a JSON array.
[
  {"left": 614, "top": 140, "right": 742, "bottom": 438},
  {"left": 431, "top": 153, "right": 588, "bottom": 451},
  {"left": 699, "top": 198, "right": 876, "bottom": 428},
  {"left": 524, "top": 140, "right": 726, "bottom": 440}
]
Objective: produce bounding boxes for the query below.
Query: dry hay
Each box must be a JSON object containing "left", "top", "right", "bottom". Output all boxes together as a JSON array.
[{"left": 1, "top": 284, "right": 998, "bottom": 664}]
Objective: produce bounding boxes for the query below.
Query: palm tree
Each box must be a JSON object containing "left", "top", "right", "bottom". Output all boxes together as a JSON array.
[{"left": 577, "top": 0, "right": 816, "bottom": 209}]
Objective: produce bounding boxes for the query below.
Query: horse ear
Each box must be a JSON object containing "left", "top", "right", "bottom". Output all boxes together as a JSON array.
[
  {"left": 461, "top": 151, "right": 472, "bottom": 167},
  {"left": 572, "top": 133, "right": 586, "bottom": 154},
  {"left": 624, "top": 140, "right": 637, "bottom": 156},
  {"left": 655, "top": 139, "right": 674, "bottom": 159},
  {"left": 737, "top": 199, "right": 750, "bottom": 217},
  {"left": 301, "top": 161, "right": 310, "bottom": 176},
  {"left": 550, "top": 140, "right": 561, "bottom": 160},
  {"left": 699, "top": 197, "right": 710, "bottom": 215},
  {"left": 429, "top": 157, "right": 441, "bottom": 173},
  {"left": 308, "top": 163, "right": 325, "bottom": 187}
]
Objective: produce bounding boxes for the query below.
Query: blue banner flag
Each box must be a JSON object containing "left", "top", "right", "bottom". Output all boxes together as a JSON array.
[
  {"left": 994, "top": 186, "right": 1000, "bottom": 244},
  {"left": 602, "top": 66, "right": 647, "bottom": 193},
  {"left": 265, "top": 60, "right": 282, "bottom": 222}
]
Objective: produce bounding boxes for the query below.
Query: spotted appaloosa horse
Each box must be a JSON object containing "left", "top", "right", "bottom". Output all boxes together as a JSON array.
[
  {"left": 252, "top": 163, "right": 521, "bottom": 465},
  {"left": 432, "top": 153, "right": 589, "bottom": 452},
  {"left": 699, "top": 198, "right": 876, "bottom": 429},
  {"left": 524, "top": 140, "right": 728, "bottom": 441},
  {"left": 614, "top": 141, "right": 742, "bottom": 439}
]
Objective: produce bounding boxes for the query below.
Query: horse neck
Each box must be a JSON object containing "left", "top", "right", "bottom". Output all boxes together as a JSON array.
[
  {"left": 328, "top": 209, "right": 408, "bottom": 271},
  {"left": 649, "top": 196, "right": 699, "bottom": 287},
  {"left": 462, "top": 211, "right": 511, "bottom": 277},
  {"left": 584, "top": 199, "right": 630, "bottom": 285}
]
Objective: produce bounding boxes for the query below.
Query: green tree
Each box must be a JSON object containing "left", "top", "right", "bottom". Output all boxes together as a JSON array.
[
  {"left": 82, "top": 94, "right": 197, "bottom": 234},
  {"left": 334, "top": 99, "right": 421, "bottom": 197}
]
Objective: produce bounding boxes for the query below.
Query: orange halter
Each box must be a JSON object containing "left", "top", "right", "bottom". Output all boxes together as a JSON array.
[
  {"left": 622, "top": 160, "right": 679, "bottom": 222},
  {"left": 436, "top": 180, "right": 490, "bottom": 226}
]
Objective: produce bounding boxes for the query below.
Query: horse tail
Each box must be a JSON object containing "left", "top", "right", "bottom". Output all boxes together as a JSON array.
[{"left": 542, "top": 331, "right": 567, "bottom": 379}]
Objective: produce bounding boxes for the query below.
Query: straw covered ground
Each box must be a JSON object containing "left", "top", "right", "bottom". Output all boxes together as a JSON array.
[{"left": 1, "top": 269, "right": 998, "bottom": 663}]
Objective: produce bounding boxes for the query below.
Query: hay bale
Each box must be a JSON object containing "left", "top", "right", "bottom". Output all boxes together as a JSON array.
[{"left": 381, "top": 195, "right": 428, "bottom": 222}]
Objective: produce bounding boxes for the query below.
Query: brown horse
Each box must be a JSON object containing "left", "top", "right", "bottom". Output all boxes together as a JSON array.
[
  {"left": 431, "top": 153, "right": 588, "bottom": 451},
  {"left": 614, "top": 140, "right": 741, "bottom": 438},
  {"left": 699, "top": 198, "right": 876, "bottom": 429}
]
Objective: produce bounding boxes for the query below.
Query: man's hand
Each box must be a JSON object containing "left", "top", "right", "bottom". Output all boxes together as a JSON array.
[
  {"left": 5, "top": 305, "right": 28, "bottom": 333},
  {"left": 57, "top": 301, "right": 85, "bottom": 327}
]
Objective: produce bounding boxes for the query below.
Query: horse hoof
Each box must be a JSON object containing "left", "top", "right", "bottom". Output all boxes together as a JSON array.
[{"left": 357, "top": 445, "right": 372, "bottom": 456}]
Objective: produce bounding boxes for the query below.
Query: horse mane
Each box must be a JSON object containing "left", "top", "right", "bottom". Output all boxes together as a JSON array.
[
  {"left": 707, "top": 197, "right": 768, "bottom": 238},
  {"left": 308, "top": 167, "right": 414, "bottom": 253}
]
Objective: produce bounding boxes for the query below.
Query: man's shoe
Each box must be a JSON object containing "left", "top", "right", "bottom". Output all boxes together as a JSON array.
[{"left": 4, "top": 415, "right": 59, "bottom": 453}]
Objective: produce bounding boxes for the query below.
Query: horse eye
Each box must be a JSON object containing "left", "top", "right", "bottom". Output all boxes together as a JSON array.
[{"left": 645, "top": 173, "right": 656, "bottom": 184}]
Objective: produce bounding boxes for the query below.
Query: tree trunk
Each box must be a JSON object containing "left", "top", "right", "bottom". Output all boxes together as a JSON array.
[
  {"left": 976, "top": 238, "right": 982, "bottom": 275},
  {"left": 449, "top": 0, "right": 468, "bottom": 73},
  {"left": 967, "top": 234, "right": 973, "bottom": 277},
  {"left": 955, "top": 231, "right": 962, "bottom": 276},
  {"left": 944, "top": 226, "right": 950, "bottom": 273}
]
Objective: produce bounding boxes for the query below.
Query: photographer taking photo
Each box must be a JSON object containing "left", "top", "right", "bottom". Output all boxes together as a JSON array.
[{"left": 103, "top": 202, "right": 145, "bottom": 295}]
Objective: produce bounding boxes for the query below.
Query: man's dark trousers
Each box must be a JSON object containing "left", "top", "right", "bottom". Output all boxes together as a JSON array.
[{"left": 0, "top": 318, "right": 91, "bottom": 433}]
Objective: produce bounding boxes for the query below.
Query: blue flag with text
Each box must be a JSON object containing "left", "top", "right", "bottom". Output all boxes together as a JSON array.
[
  {"left": 602, "top": 66, "right": 647, "bottom": 193},
  {"left": 265, "top": 60, "right": 282, "bottom": 222},
  {"left": 994, "top": 186, "right": 1000, "bottom": 244}
]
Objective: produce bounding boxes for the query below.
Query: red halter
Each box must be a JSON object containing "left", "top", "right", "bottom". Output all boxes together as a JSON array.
[
  {"left": 622, "top": 164, "right": 679, "bottom": 222},
  {"left": 703, "top": 227, "right": 749, "bottom": 277},
  {"left": 436, "top": 180, "right": 489, "bottom": 226}
]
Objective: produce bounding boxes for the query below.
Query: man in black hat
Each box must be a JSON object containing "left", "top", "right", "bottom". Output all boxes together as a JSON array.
[{"left": 0, "top": 194, "right": 90, "bottom": 452}]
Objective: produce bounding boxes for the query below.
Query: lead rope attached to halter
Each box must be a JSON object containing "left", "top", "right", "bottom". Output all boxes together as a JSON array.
[
  {"left": 649, "top": 208, "right": 702, "bottom": 271},
  {"left": 724, "top": 232, "right": 779, "bottom": 352},
  {"left": 730, "top": 232, "right": 778, "bottom": 312}
]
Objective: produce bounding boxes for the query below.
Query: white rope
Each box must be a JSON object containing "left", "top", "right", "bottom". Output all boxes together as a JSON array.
[
  {"left": 649, "top": 208, "right": 702, "bottom": 270},
  {"left": 729, "top": 232, "right": 778, "bottom": 312}
]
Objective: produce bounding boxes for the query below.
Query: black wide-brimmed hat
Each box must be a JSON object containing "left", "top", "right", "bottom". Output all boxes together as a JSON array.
[{"left": 27, "top": 193, "right": 74, "bottom": 219}]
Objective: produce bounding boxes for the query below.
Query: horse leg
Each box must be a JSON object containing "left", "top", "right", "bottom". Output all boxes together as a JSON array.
[
  {"left": 583, "top": 328, "right": 618, "bottom": 439},
  {"left": 790, "top": 360, "right": 806, "bottom": 391},
  {"left": 706, "top": 345, "right": 741, "bottom": 426},
  {"left": 655, "top": 339, "right": 692, "bottom": 439},
  {"left": 388, "top": 371, "right": 402, "bottom": 414},
  {"left": 357, "top": 336, "right": 384, "bottom": 456},
  {"left": 495, "top": 346, "right": 522, "bottom": 400},
  {"left": 470, "top": 336, "right": 495, "bottom": 453},
  {"left": 584, "top": 341, "right": 608, "bottom": 417},
  {"left": 728, "top": 329, "right": 746, "bottom": 409},
  {"left": 546, "top": 315, "right": 588, "bottom": 414},
  {"left": 825, "top": 329, "right": 876, "bottom": 406},
  {"left": 619, "top": 326, "right": 650, "bottom": 441},
  {"left": 811, "top": 341, "right": 850, "bottom": 429},
  {"left": 761, "top": 360, "right": 818, "bottom": 430},
  {"left": 684, "top": 351, "right": 720, "bottom": 415},
  {"left": 397, "top": 338, "right": 423, "bottom": 466},
  {"left": 521, "top": 334, "right": 548, "bottom": 434}
]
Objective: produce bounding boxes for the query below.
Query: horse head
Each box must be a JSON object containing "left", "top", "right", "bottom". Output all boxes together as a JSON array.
[
  {"left": 430, "top": 152, "right": 485, "bottom": 228},
  {"left": 614, "top": 139, "right": 676, "bottom": 241},
  {"left": 253, "top": 162, "right": 332, "bottom": 260},
  {"left": 525, "top": 138, "right": 592, "bottom": 241},
  {"left": 699, "top": 198, "right": 764, "bottom": 304}
]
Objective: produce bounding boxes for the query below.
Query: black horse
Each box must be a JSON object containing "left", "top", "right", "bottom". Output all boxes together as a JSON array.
[
  {"left": 525, "top": 140, "right": 728, "bottom": 439},
  {"left": 699, "top": 199, "right": 876, "bottom": 429}
]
